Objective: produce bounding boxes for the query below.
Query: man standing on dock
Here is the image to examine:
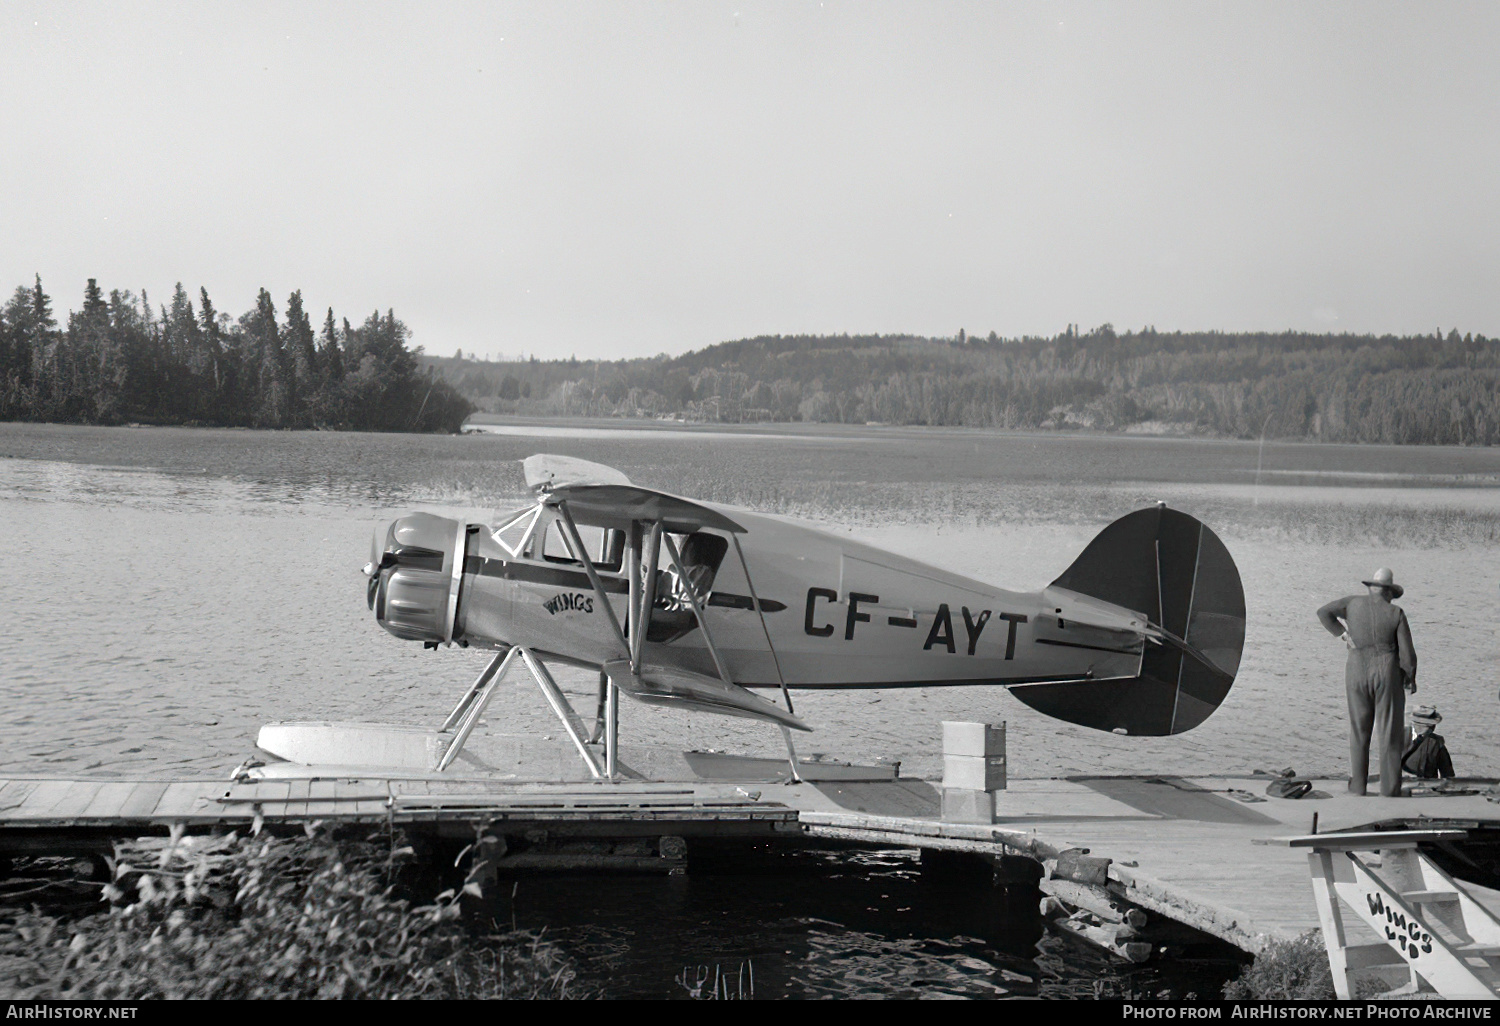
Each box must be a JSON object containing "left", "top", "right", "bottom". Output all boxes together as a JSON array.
[{"left": 1317, "top": 568, "right": 1418, "bottom": 797}]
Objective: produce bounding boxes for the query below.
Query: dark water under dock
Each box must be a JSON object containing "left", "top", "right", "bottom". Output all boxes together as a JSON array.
[{"left": 481, "top": 845, "right": 1242, "bottom": 999}]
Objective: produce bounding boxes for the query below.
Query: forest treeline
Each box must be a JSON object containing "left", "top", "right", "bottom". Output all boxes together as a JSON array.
[
  {"left": 9, "top": 273, "right": 1495, "bottom": 447},
  {"left": 433, "top": 325, "right": 1500, "bottom": 445},
  {"left": 0, "top": 276, "right": 472, "bottom": 432}
]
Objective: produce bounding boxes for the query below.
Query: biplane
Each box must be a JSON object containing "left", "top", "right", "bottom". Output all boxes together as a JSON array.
[{"left": 257, "top": 454, "right": 1245, "bottom": 780}]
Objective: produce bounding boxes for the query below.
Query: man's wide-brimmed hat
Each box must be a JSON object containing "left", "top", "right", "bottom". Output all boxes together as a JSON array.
[
  {"left": 1411, "top": 704, "right": 1442, "bottom": 727},
  {"left": 1362, "top": 566, "right": 1404, "bottom": 598}
]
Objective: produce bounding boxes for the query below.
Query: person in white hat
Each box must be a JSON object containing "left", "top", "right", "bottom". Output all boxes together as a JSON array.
[
  {"left": 1403, "top": 704, "right": 1455, "bottom": 779},
  {"left": 1316, "top": 568, "right": 1418, "bottom": 796}
]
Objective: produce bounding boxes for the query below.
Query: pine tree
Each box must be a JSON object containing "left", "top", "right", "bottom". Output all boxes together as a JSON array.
[
  {"left": 67, "top": 279, "right": 117, "bottom": 420},
  {"left": 0, "top": 285, "right": 38, "bottom": 416},
  {"left": 318, "top": 307, "right": 343, "bottom": 381},
  {"left": 244, "top": 289, "right": 285, "bottom": 427},
  {"left": 197, "top": 287, "right": 233, "bottom": 418},
  {"left": 28, "top": 275, "right": 59, "bottom": 401},
  {"left": 283, "top": 290, "right": 318, "bottom": 426}
]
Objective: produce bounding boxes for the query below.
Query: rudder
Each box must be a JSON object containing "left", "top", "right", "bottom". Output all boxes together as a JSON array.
[{"left": 1010, "top": 507, "right": 1245, "bottom": 736}]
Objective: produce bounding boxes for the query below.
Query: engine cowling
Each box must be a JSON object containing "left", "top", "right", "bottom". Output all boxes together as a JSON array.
[{"left": 367, "top": 513, "right": 470, "bottom": 644}]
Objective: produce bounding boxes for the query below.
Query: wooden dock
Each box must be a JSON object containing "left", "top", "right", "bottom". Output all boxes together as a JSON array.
[
  {"left": 798, "top": 775, "right": 1500, "bottom": 953},
  {"left": 0, "top": 775, "right": 799, "bottom": 852},
  {"left": 3, "top": 768, "right": 1499, "bottom": 956}
]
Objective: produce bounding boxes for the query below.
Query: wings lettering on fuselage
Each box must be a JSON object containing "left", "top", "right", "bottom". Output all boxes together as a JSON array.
[{"left": 542, "top": 592, "right": 594, "bottom": 615}]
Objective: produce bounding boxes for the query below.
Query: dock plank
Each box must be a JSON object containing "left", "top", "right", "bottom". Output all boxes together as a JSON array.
[
  {"left": 225, "top": 781, "right": 292, "bottom": 803},
  {"left": 1070, "top": 777, "right": 1282, "bottom": 826},
  {"left": 245, "top": 780, "right": 294, "bottom": 819},
  {"left": 116, "top": 781, "right": 173, "bottom": 819},
  {"left": 44, "top": 782, "right": 107, "bottom": 820},
  {"left": 14, "top": 781, "right": 84, "bottom": 819},
  {"left": 812, "top": 780, "right": 940, "bottom": 818},
  {"left": 0, "top": 779, "right": 41, "bottom": 802},
  {"left": 306, "top": 780, "right": 342, "bottom": 817},
  {"left": 210, "top": 780, "right": 289, "bottom": 820},
  {"left": 333, "top": 778, "right": 391, "bottom": 817},
  {"left": 284, "top": 779, "right": 313, "bottom": 818},
  {"left": 147, "top": 782, "right": 208, "bottom": 819},
  {"left": 0, "top": 781, "right": 40, "bottom": 814},
  {"left": 81, "top": 782, "right": 144, "bottom": 819}
]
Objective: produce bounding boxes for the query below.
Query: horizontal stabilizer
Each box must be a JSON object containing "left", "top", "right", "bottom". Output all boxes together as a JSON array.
[
  {"left": 603, "top": 660, "right": 811, "bottom": 732},
  {"left": 1039, "top": 586, "right": 1157, "bottom": 637}
]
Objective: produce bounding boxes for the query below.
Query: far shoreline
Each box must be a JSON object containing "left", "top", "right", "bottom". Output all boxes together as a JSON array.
[
  {"left": 461, "top": 411, "right": 1500, "bottom": 457},
  {"left": 5, "top": 412, "right": 1498, "bottom": 455},
  {"left": 6, "top": 418, "right": 1500, "bottom": 495}
]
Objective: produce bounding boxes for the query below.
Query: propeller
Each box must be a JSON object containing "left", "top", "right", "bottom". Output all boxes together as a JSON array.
[{"left": 365, "top": 525, "right": 388, "bottom": 610}]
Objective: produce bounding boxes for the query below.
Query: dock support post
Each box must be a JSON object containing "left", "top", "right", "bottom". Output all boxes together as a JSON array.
[{"left": 466, "top": 834, "right": 506, "bottom": 891}]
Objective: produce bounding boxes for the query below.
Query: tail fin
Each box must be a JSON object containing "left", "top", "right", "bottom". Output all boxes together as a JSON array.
[{"left": 1009, "top": 506, "right": 1245, "bottom": 736}]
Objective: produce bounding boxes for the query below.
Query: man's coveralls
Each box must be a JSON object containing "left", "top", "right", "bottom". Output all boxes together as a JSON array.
[{"left": 1316, "top": 595, "right": 1418, "bottom": 796}]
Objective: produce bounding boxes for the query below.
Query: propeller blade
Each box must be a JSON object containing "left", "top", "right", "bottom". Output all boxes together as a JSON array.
[{"left": 366, "top": 525, "right": 387, "bottom": 610}]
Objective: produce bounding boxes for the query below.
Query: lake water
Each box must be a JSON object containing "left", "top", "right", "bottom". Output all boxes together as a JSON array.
[{"left": 3, "top": 419, "right": 1498, "bottom": 997}]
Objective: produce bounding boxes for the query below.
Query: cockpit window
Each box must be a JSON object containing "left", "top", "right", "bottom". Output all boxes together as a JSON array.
[
  {"left": 655, "top": 531, "right": 728, "bottom": 611},
  {"left": 541, "top": 520, "right": 624, "bottom": 573}
]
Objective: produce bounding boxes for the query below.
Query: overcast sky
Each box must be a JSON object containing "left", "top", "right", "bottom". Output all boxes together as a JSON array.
[{"left": 3, "top": 2, "right": 1497, "bottom": 360}]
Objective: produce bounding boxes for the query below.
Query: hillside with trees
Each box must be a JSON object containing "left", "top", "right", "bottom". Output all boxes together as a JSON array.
[
  {"left": 431, "top": 325, "right": 1500, "bottom": 446},
  {"left": 9, "top": 274, "right": 1492, "bottom": 447},
  {"left": 0, "top": 276, "right": 471, "bottom": 432}
]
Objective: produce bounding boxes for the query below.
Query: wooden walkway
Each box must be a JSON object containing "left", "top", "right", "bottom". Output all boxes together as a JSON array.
[
  {"left": 0, "top": 775, "right": 798, "bottom": 853},
  {"left": 3, "top": 768, "right": 1498, "bottom": 954},
  {"left": 795, "top": 774, "right": 1500, "bottom": 953}
]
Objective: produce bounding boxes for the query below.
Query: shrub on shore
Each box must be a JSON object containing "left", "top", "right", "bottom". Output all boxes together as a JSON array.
[
  {"left": 1223, "top": 932, "right": 1334, "bottom": 1000},
  {"left": 0, "top": 829, "right": 581, "bottom": 1000}
]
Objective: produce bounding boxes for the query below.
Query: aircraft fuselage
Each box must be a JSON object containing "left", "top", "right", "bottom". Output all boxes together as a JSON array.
[{"left": 456, "top": 504, "right": 1143, "bottom": 691}]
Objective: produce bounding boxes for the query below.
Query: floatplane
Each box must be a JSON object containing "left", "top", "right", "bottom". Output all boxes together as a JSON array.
[{"left": 255, "top": 454, "right": 1246, "bottom": 781}]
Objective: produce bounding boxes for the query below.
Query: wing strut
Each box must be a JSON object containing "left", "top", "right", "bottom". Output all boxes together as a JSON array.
[
  {"left": 432, "top": 645, "right": 606, "bottom": 779},
  {"left": 550, "top": 498, "right": 810, "bottom": 780},
  {"left": 634, "top": 522, "right": 663, "bottom": 671},
  {"left": 663, "top": 532, "right": 804, "bottom": 782},
  {"left": 661, "top": 533, "right": 734, "bottom": 687},
  {"left": 556, "top": 501, "right": 630, "bottom": 658},
  {"left": 730, "top": 534, "right": 804, "bottom": 781},
  {"left": 553, "top": 499, "right": 632, "bottom": 775},
  {"left": 732, "top": 534, "right": 794, "bottom": 715}
]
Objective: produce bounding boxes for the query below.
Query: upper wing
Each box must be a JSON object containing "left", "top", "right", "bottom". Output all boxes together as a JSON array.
[
  {"left": 523, "top": 453, "right": 744, "bottom": 533},
  {"left": 523, "top": 454, "right": 633, "bottom": 491},
  {"left": 545, "top": 482, "right": 746, "bottom": 534}
]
